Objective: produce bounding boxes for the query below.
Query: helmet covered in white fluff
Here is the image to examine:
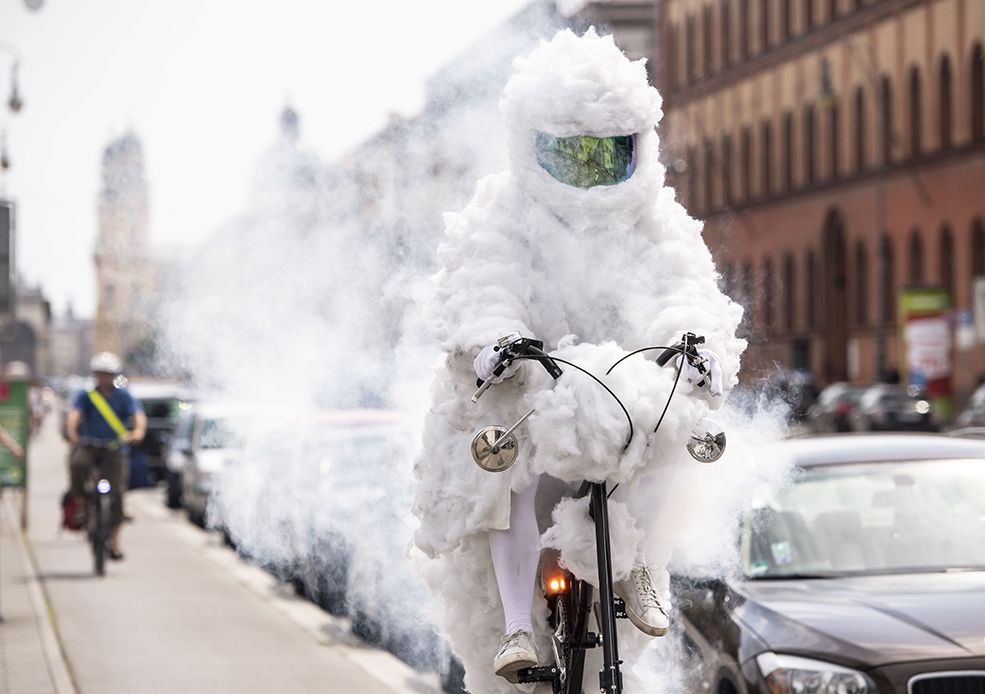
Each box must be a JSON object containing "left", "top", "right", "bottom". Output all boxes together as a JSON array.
[{"left": 499, "top": 28, "right": 665, "bottom": 217}]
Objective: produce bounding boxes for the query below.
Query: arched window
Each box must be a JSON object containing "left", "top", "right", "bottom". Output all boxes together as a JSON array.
[
  {"left": 880, "top": 235, "right": 895, "bottom": 323},
  {"left": 972, "top": 43, "right": 985, "bottom": 141},
  {"left": 940, "top": 54, "right": 953, "bottom": 148},
  {"left": 804, "top": 103, "right": 816, "bottom": 184},
  {"left": 762, "top": 119, "right": 773, "bottom": 195},
  {"left": 741, "top": 260, "right": 754, "bottom": 311},
  {"left": 856, "top": 240, "right": 868, "bottom": 325},
  {"left": 703, "top": 5, "right": 714, "bottom": 75},
  {"left": 704, "top": 139, "right": 716, "bottom": 210},
  {"left": 829, "top": 102, "right": 840, "bottom": 179},
  {"left": 741, "top": 127, "right": 753, "bottom": 200},
  {"left": 806, "top": 250, "right": 817, "bottom": 328},
  {"left": 721, "top": 133, "right": 733, "bottom": 206},
  {"left": 940, "top": 224, "right": 954, "bottom": 300},
  {"left": 880, "top": 75, "right": 893, "bottom": 164},
  {"left": 828, "top": 0, "right": 837, "bottom": 21},
  {"left": 854, "top": 85, "right": 867, "bottom": 170},
  {"left": 686, "top": 15, "right": 696, "bottom": 82},
  {"left": 721, "top": 262, "right": 734, "bottom": 296},
  {"left": 909, "top": 66, "right": 922, "bottom": 156},
  {"left": 780, "top": 0, "right": 791, "bottom": 41},
  {"left": 721, "top": 0, "right": 732, "bottom": 67},
  {"left": 761, "top": 0, "right": 771, "bottom": 50},
  {"left": 973, "top": 218, "right": 985, "bottom": 278},
  {"left": 666, "top": 25, "right": 679, "bottom": 87},
  {"left": 763, "top": 257, "right": 775, "bottom": 332},
  {"left": 784, "top": 252, "right": 796, "bottom": 330},
  {"left": 804, "top": 0, "right": 814, "bottom": 30},
  {"left": 783, "top": 111, "right": 794, "bottom": 189},
  {"left": 909, "top": 228, "right": 924, "bottom": 284},
  {"left": 740, "top": 0, "right": 750, "bottom": 59}
]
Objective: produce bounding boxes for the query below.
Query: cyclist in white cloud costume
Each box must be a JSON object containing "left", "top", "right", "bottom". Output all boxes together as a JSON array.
[{"left": 413, "top": 28, "right": 745, "bottom": 692}]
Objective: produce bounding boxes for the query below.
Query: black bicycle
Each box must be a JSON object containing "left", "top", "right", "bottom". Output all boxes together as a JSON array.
[
  {"left": 77, "top": 437, "right": 119, "bottom": 577},
  {"left": 470, "top": 332, "right": 726, "bottom": 694}
]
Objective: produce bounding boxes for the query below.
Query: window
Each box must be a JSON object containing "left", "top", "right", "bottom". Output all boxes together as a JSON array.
[
  {"left": 687, "top": 145, "right": 697, "bottom": 208},
  {"left": 940, "top": 54, "right": 953, "bottom": 148},
  {"left": 804, "top": 103, "right": 816, "bottom": 184},
  {"left": 780, "top": 0, "right": 791, "bottom": 41},
  {"left": 806, "top": 250, "right": 817, "bottom": 328},
  {"left": 722, "top": 134, "right": 733, "bottom": 206},
  {"left": 854, "top": 86, "right": 867, "bottom": 170},
  {"left": 704, "top": 139, "right": 716, "bottom": 210},
  {"left": 762, "top": 120, "right": 773, "bottom": 195},
  {"left": 880, "top": 75, "right": 893, "bottom": 164},
  {"left": 740, "top": 0, "right": 750, "bottom": 59},
  {"left": 783, "top": 111, "right": 794, "bottom": 189},
  {"left": 940, "top": 224, "right": 954, "bottom": 299},
  {"left": 784, "top": 252, "right": 796, "bottom": 330},
  {"left": 909, "top": 228, "right": 924, "bottom": 283},
  {"left": 741, "top": 260, "right": 754, "bottom": 311},
  {"left": 686, "top": 15, "right": 696, "bottom": 82},
  {"left": 703, "top": 5, "right": 714, "bottom": 75},
  {"left": 855, "top": 240, "right": 868, "bottom": 324},
  {"left": 909, "top": 66, "right": 922, "bottom": 156},
  {"left": 880, "top": 235, "right": 895, "bottom": 323},
  {"left": 742, "top": 127, "right": 753, "bottom": 200},
  {"left": 973, "top": 218, "right": 985, "bottom": 278},
  {"left": 721, "top": 262, "right": 734, "bottom": 296},
  {"left": 667, "top": 24, "right": 679, "bottom": 88},
  {"left": 972, "top": 43, "right": 985, "bottom": 141},
  {"left": 764, "top": 257, "right": 775, "bottom": 331},
  {"left": 761, "top": 0, "right": 771, "bottom": 50},
  {"left": 804, "top": 0, "right": 814, "bottom": 30},
  {"left": 828, "top": 0, "right": 838, "bottom": 21},
  {"left": 829, "top": 102, "right": 840, "bottom": 178},
  {"left": 721, "top": 0, "right": 732, "bottom": 67}
]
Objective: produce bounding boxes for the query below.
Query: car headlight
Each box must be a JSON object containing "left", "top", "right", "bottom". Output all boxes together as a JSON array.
[{"left": 756, "top": 653, "right": 875, "bottom": 694}]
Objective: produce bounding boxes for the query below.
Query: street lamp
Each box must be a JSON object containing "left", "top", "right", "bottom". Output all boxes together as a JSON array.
[{"left": 0, "top": 41, "right": 24, "bottom": 174}]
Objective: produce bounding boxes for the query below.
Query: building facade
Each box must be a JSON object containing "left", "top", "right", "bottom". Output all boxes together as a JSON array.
[
  {"left": 654, "top": 0, "right": 985, "bottom": 400},
  {"left": 91, "top": 131, "right": 156, "bottom": 367}
]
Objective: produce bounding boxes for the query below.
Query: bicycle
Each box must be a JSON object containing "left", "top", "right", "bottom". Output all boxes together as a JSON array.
[
  {"left": 76, "top": 437, "right": 122, "bottom": 577},
  {"left": 470, "top": 332, "right": 727, "bottom": 694}
]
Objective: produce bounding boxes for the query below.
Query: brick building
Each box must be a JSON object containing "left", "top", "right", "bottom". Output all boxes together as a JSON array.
[{"left": 651, "top": 0, "right": 985, "bottom": 402}]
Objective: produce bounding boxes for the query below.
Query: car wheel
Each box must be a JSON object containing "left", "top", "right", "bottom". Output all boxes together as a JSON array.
[
  {"left": 350, "top": 598, "right": 385, "bottom": 648},
  {"left": 440, "top": 655, "right": 467, "bottom": 694},
  {"left": 187, "top": 505, "right": 206, "bottom": 528},
  {"left": 165, "top": 472, "right": 183, "bottom": 509}
]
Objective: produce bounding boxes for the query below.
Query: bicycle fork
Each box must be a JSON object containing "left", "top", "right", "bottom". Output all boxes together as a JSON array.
[{"left": 591, "top": 482, "right": 623, "bottom": 694}]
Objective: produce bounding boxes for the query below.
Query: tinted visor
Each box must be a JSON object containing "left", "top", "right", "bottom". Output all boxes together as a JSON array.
[{"left": 535, "top": 132, "right": 637, "bottom": 189}]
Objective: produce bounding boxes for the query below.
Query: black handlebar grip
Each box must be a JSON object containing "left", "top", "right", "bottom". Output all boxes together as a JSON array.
[{"left": 656, "top": 343, "right": 683, "bottom": 367}]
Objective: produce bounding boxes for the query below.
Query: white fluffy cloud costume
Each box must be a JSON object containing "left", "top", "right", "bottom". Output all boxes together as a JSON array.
[{"left": 413, "top": 29, "right": 745, "bottom": 692}]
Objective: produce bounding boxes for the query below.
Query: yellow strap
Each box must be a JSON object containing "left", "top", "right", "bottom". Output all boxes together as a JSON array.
[{"left": 87, "top": 390, "right": 129, "bottom": 440}]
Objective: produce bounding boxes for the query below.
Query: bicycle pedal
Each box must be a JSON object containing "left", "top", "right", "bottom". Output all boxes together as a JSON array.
[
  {"left": 517, "top": 665, "right": 559, "bottom": 684},
  {"left": 613, "top": 597, "right": 628, "bottom": 619}
]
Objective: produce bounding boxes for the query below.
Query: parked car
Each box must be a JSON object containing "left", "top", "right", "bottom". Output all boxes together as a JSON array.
[
  {"left": 128, "top": 382, "right": 194, "bottom": 484},
  {"left": 806, "top": 382, "right": 868, "bottom": 433},
  {"left": 953, "top": 382, "right": 985, "bottom": 429},
  {"left": 676, "top": 434, "right": 985, "bottom": 694},
  {"left": 849, "top": 384, "right": 938, "bottom": 432}
]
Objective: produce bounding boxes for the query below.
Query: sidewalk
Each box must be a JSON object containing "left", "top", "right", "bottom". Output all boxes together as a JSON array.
[{"left": 0, "top": 488, "right": 76, "bottom": 694}]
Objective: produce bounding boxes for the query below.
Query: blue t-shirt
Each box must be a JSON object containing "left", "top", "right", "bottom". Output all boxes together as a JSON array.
[{"left": 72, "top": 387, "right": 142, "bottom": 443}]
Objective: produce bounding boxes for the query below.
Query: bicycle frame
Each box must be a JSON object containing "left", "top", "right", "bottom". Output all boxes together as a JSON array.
[{"left": 84, "top": 445, "right": 116, "bottom": 576}]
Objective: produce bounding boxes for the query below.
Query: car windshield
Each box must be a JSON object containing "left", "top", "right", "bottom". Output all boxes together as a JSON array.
[{"left": 743, "top": 459, "right": 985, "bottom": 578}]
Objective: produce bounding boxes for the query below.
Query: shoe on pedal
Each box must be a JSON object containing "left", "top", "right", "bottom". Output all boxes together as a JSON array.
[
  {"left": 614, "top": 564, "right": 670, "bottom": 637},
  {"left": 493, "top": 630, "right": 538, "bottom": 683}
]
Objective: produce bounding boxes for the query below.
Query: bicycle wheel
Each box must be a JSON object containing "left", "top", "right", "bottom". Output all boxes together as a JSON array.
[
  {"left": 92, "top": 494, "right": 108, "bottom": 576},
  {"left": 562, "top": 579, "right": 593, "bottom": 694}
]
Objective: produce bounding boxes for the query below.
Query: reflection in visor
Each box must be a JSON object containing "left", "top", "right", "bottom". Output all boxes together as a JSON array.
[{"left": 535, "top": 132, "right": 637, "bottom": 189}]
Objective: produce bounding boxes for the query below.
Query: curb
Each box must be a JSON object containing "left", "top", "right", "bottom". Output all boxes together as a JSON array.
[{"left": 2, "top": 494, "right": 78, "bottom": 694}]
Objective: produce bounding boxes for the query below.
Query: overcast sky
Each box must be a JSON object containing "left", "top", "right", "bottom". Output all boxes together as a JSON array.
[{"left": 0, "top": 0, "right": 536, "bottom": 317}]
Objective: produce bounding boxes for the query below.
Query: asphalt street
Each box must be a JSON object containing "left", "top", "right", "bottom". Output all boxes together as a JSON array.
[{"left": 23, "top": 420, "right": 441, "bottom": 694}]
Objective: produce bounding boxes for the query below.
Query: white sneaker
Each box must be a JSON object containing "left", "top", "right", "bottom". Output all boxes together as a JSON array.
[
  {"left": 493, "top": 629, "right": 538, "bottom": 683},
  {"left": 613, "top": 564, "right": 670, "bottom": 637}
]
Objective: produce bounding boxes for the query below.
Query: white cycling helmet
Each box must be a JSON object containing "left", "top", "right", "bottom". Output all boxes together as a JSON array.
[{"left": 90, "top": 351, "right": 122, "bottom": 374}]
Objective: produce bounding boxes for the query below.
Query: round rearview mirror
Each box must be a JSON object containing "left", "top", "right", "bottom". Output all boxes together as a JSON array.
[
  {"left": 471, "top": 426, "right": 519, "bottom": 473},
  {"left": 686, "top": 417, "right": 726, "bottom": 463}
]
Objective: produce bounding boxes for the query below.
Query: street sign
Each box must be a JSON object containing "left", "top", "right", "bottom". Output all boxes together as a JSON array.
[
  {"left": 899, "top": 286, "right": 952, "bottom": 417},
  {"left": 0, "top": 379, "right": 28, "bottom": 488}
]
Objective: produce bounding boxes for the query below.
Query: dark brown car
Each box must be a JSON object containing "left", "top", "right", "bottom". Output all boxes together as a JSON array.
[{"left": 676, "top": 435, "right": 985, "bottom": 694}]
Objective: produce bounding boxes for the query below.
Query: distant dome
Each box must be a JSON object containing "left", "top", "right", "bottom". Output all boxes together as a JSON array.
[{"left": 280, "top": 106, "right": 300, "bottom": 143}]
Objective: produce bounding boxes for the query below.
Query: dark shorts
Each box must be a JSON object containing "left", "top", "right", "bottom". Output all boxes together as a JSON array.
[{"left": 70, "top": 445, "right": 126, "bottom": 528}]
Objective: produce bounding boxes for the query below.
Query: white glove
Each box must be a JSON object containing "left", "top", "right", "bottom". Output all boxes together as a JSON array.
[
  {"left": 473, "top": 344, "right": 522, "bottom": 384},
  {"left": 678, "top": 347, "right": 724, "bottom": 397}
]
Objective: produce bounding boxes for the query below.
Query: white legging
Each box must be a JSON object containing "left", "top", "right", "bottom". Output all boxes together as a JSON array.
[{"left": 489, "top": 476, "right": 541, "bottom": 635}]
